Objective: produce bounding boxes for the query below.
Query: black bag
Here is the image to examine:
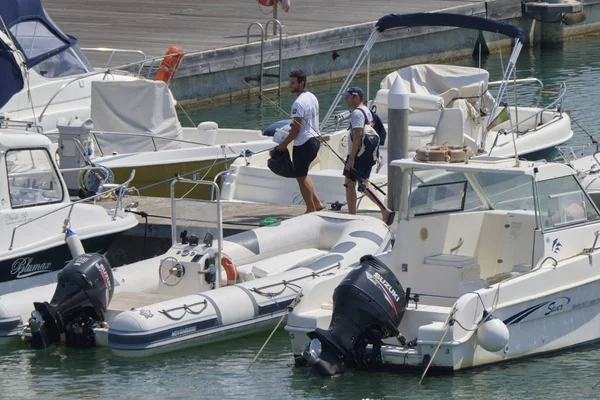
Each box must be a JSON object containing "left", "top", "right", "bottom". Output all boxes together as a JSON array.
[
  {"left": 372, "top": 111, "right": 387, "bottom": 145},
  {"left": 268, "top": 148, "right": 296, "bottom": 178}
]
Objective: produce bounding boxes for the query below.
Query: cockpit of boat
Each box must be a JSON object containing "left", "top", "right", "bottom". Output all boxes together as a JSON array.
[{"left": 387, "top": 158, "right": 600, "bottom": 306}]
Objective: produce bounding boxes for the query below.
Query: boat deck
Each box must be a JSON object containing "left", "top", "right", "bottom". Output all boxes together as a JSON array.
[{"left": 108, "top": 291, "right": 177, "bottom": 312}]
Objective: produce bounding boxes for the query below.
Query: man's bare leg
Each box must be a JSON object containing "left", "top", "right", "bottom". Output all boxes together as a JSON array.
[
  {"left": 297, "top": 176, "right": 317, "bottom": 213},
  {"left": 345, "top": 179, "right": 357, "bottom": 214},
  {"left": 306, "top": 176, "right": 323, "bottom": 210}
]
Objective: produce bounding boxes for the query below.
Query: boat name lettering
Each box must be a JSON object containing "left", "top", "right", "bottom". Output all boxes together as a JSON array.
[
  {"left": 571, "top": 297, "right": 600, "bottom": 310},
  {"left": 5, "top": 212, "right": 28, "bottom": 226},
  {"left": 171, "top": 326, "right": 196, "bottom": 337},
  {"left": 11, "top": 257, "right": 52, "bottom": 278},
  {"left": 544, "top": 297, "right": 571, "bottom": 316}
]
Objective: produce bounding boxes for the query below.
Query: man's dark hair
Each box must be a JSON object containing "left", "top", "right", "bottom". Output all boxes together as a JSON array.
[{"left": 289, "top": 70, "right": 307, "bottom": 85}]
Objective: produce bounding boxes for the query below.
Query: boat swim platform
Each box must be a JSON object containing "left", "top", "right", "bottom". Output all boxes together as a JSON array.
[
  {"left": 43, "top": 0, "right": 600, "bottom": 104},
  {"left": 96, "top": 195, "right": 392, "bottom": 267}
]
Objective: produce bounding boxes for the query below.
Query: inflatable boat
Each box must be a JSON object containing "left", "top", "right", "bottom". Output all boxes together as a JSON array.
[{"left": 17, "top": 211, "right": 392, "bottom": 357}]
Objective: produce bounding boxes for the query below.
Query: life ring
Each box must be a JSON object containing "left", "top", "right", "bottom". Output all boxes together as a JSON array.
[
  {"left": 257, "top": 0, "right": 275, "bottom": 5},
  {"left": 220, "top": 252, "right": 239, "bottom": 286},
  {"left": 415, "top": 145, "right": 471, "bottom": 163},
  {"left": 155, "top": 46, "right": 184, "bottom": 85}
]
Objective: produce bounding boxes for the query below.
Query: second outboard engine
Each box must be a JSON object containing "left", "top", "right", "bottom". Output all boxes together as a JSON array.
[
  {"left": 27, "top": 253, "right": 114, "bottom": 350},
  {"left": 304, "top": 255, "right": 406, "bottom": 376}
]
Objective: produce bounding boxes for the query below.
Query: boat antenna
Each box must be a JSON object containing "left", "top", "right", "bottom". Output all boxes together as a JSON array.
[
  {"left": 511, "top": 68, "right": 520, "bottom": 166},
  {"left": 0, "top": 16, "right": 37, "bottom": 125}
]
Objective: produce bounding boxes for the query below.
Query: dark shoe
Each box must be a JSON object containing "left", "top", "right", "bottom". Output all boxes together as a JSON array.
[{"left": 384, "top": 211, "right": 396, "bottom": 226}]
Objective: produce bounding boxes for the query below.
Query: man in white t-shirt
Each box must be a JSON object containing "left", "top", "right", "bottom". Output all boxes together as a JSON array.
[
  {"left": 343, "top": 86, "right": 394, "bottom": 225},
  {"left": 274, "top": 70, "right": 323, "bottom": 213}
]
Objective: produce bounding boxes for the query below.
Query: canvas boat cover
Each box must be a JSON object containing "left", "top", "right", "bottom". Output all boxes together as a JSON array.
[
  {"left": 380, "top": 64, "right": 495, "bottom": 116},
  {"left": 91, "top": 80, "right": 184, "bottom": 154}
]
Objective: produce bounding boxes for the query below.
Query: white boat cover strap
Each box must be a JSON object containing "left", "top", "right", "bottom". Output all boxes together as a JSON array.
[{"left": 91, "top": 80, "right": 184, "bottom": 154}]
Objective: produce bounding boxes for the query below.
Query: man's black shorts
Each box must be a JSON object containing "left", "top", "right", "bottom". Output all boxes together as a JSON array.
[
  {"left": 344, "top": 155, "right": 373, "bottom": 182},
  {"left": 292, "top": 137, "right": 320, "bottom": 177}
]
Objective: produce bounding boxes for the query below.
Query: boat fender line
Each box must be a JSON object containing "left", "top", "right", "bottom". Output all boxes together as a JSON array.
[
  {"left": 155, "top": 46, "right": 184, "bottom": 86},
  {"left": 221, "top": 253, "right": 239, "bottom": 286}
]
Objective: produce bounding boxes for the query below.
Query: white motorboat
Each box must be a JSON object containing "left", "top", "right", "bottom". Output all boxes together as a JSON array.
[
  {"left": 0, "top": 1, "right": 276, "bottom": 199},
  {"left": 286, "top": 151, "right": 600, "bottom": 375},
  {"left": 0, "top": 0, "right": 141, "bottom": 133},
  {"left": 7, "top": 178, "right": 392, "bottom": 356},
  {"left": 0, "top": 127, "right": 138, "bottom": 340},
  {"left": 220, "top": 13, "right": 572, "bottom": 209}
]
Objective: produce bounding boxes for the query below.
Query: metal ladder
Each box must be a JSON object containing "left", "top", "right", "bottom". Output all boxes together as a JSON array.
[{"left": 246, "top": 19, "right": 283, "bottom": 98}]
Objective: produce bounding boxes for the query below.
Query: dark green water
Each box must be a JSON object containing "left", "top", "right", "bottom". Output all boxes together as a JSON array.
[{"left": 3, "top": 35, "right": 600, "bottom": 399}]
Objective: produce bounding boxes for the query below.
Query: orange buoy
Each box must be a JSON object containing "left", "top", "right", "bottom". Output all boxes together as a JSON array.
[
  {"left": 220, "top": 252, "right": 239, "bottom": 286},
  {"left": 154, "top": 45, "right": 184, "bottom": 85}
]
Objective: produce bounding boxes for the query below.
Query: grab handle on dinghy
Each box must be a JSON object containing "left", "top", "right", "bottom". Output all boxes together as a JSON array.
[{"left": 158, "top": 300, "right": 208, "bottom": 321}]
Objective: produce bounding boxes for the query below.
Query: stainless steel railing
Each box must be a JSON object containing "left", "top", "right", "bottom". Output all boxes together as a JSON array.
[{"left": 8, "top": 170, "right": 136, "bottom": 251}]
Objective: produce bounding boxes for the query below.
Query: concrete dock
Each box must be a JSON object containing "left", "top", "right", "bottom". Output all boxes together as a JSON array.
[
  {"left": 44, "top": 0, "right": 600, "bottom": 104},
  {"left": 102, "top": 195, "right": 390, "bottom": 266}
]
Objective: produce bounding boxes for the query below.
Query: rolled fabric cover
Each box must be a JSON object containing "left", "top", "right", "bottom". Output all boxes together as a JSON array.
[{"left": 268, "top": 148, "right": 296, "bottom": 178}]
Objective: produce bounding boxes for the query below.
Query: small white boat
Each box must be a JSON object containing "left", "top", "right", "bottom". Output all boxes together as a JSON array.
[
  {"left": 287, "top": 152, "right": 600, "bottom": 376},
  {"left": 221, "top": 13, "right": 572, "bottom": 209},
  {"left": 0, "top": 1, "right": 276, "bottom": 200},
  {"left": 8, "top": 178, "right": 392, "bottom": 356},
  {"left": 0, "top": 127, "right": 138, "bottom": 341}
]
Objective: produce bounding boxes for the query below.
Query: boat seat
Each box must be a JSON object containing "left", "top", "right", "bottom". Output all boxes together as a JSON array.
[{"left": 237, "top": 248, "right": 328, "bottom": 280}]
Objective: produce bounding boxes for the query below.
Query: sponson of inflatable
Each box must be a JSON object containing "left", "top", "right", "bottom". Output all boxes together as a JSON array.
[{"left": 104, "top": 212, "right": 392, "bottom": 357}]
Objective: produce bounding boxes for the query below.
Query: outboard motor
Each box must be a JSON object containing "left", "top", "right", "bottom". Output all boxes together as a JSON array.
[
  {"left": 304, "top": 255, "right": 406, "bottom": 376},
  {"left": 27, "top": 253, "right": 114, "bottom": 349}
]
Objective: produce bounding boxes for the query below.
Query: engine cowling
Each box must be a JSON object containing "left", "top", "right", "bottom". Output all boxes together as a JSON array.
[
  {"left": 305, "top": 254, "right": 406, "bottom": 376},
  {"left": 28, "top": 253, "right": 114, "bottom": 349}
]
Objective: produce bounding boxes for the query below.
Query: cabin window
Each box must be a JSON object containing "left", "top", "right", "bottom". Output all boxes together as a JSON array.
[
  {"left": 6, "top": 148, "right": 63, "bottom": 209},
  {"left": 537, "top": 176, "right": 600, "bottom": 230},
  {"left": 410, "top": 180, "right": 468, "bottom": 216},
  {"left": 408, "top": 170, "right": 535, "bottom": 217}
]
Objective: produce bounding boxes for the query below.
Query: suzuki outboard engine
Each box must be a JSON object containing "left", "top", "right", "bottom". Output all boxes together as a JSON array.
[
  {"left": 27, "top": 253, "right": 114, "bottom": 349},
  {"left": 304, "top": 255, "right": 406, "bottom": 376}
]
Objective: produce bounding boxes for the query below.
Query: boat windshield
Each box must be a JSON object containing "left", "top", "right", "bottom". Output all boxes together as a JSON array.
[
  {"left": 10, "top": 20, "right": 93, "bottom": 78},
  {"left": 173, "top": 197, "right": 222, "bottom": 248},
  {"left": 537, "top": 175, "right": 600, "bottom": 230},
  {"left": 409, "top": 169, "right": 535, "bottom": 217},
  {"left": 6, "top": 148, "right": 64, "bottom": 208}
]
